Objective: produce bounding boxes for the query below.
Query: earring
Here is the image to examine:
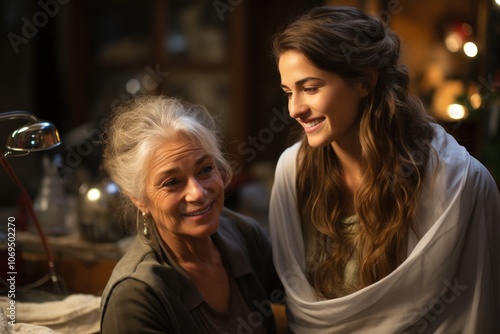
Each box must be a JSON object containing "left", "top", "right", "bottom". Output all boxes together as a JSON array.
[{"left": 142, "top": 212, "right": 148, "bottom": 236}]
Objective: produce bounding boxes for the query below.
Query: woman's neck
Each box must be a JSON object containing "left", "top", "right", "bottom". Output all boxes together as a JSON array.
[
  {"left": 332, "top": 141, "right": 362, "bottom": 216},
  {"left": 160, "top": 232, "right": 219, "bottom": 266},
  {"left": 160, "top": 230, "right": 230, "bottom": 313},
  {"left": 332, "top": 142, "right": 362, "bottom": 184}
]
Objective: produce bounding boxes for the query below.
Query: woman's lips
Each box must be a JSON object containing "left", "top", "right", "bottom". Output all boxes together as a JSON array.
[
  {"left": 300, "top": 117, "right": 325, "bottom": 133},
  {"left": 182, "top": 202, "right": 213, "bottom": 217}
]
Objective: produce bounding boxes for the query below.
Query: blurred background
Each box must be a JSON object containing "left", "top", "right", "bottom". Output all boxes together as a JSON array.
[{"left": 0, "top": 0, "right": 499, "bottom": 297}]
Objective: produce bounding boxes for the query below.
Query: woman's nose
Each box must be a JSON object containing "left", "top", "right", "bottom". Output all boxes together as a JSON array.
[
  {"left": 185, "top": 178, "right": 206, "bottom": 202},
  {"left": 288, "top": 94, "right": 308, "bottom": 119}
]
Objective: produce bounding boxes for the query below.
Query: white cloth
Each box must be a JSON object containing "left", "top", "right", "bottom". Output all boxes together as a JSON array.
[
  {"left": 0, "top": 307, "right": 10, "bottom": 334},
  {"left": 0, "top": 294, "right": 100, "bottom": 334},
  {"left": 269, "top": 124, "right": 500, "bottom": 333},
  {"left": 0, "top": 307, "right": 58, "bottom": 334}
]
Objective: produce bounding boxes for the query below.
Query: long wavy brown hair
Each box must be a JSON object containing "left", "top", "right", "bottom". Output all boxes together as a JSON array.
[{"left": 272, "top": 6, "right": 436, "bottom": 298}]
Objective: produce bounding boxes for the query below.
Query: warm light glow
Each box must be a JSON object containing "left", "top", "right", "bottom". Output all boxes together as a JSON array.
[
  {"left": 445, "top": 33, "right": 462, "bottom": 52},
  {"left": 495, "top": 0, "right": 500, "bottom": 6},
  {"left": 432, "top": 80, "right": 464, "bottom": 120},
  {"left": 470, "top": 93, "right": 482, "bottom": 109},
  {"left": 463, "top": 42, "right": 478, "bottom": 57},
  {"left": 447, "top": 104, "right": 467, "bottom": 120},
  {"left": 87, "top": 188, "right": 101, "bottom": 201}
]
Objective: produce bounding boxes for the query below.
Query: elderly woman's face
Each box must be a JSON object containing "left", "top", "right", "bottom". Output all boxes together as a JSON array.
[{"left": 139, "top": 136, "right": 225, "bottom": 242}]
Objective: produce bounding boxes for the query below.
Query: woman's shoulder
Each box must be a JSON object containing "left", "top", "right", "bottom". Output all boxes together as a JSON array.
[
  {"left": 101, "top": 237, "right": 181, "bottom": 313},
  {"left": 273, "top": 140, "right": 302, "bottom": 181},
  {"left": 106, "top": 237, "right": 157, "bottom": 282},
  {"left": 277, "top": 141, "right": 302, "bottom": 164},
  {"left": 101, "top": 277, "right": 171, "bottom": 333},
  {"left": 219, "top": 208, "right": 266, "bottom": 240},
  {"left": 430, "top": 123, "right": 497, "bottom": 189},
  {"left": 426, "top": 123, "right": 499, "bottom": 213},
  {"left": 101, "top": 266, "right": 200, "bottom": 334},
  {"left": 466, "top": 155, "right": 499, "bottom": 196},
  {"left": 218, "top": 208, "right": 272, "bottom": 258}
]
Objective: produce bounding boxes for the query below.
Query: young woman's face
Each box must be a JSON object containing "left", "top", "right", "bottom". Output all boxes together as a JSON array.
[
  {"left": 137, "top": 136, "right": 225, "bottom": 243},
  {"left": 278, "top": 51, "right": 367, "bottom": 148}
]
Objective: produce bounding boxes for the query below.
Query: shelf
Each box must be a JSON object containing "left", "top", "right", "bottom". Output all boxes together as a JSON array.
[{"left": 68, "top": 0, "right": 244, "bottom": 147}]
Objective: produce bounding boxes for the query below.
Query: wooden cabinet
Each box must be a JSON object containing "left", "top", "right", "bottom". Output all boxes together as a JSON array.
[
  {"left": 66, "top": 0, "right": 247, "bottom": 157},
  {"left": 22, "top": 251, "right": 117, "bottom": 296},
  {"left": 15, "top": 232, "right": 126, "bottom": 296}
]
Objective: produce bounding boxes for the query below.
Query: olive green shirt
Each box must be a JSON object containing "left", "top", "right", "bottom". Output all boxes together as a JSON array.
[{"left": 100, "top": 208, "right": 281, "bottom": 333}]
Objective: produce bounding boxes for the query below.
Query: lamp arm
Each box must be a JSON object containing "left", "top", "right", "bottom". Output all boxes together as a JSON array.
[
  {"left": 0, "top": 153, "right": 66, "bottom": 294},
  {"left": 0, "top": 111, "right": 39, "bottom": 122}
]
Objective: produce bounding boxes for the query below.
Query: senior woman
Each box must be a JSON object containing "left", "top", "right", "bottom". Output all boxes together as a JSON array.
[{"left": 100, "top": 95, "right": 281, "bottom": 333}]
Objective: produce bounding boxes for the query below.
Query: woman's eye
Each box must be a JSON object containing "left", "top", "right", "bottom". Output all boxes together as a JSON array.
[
  {"left": 199, "top": 165, "right": 215, "bottom": 176},
  {"left": 162, "top": 179, "right": 178, "bottom": 188},
  {"left": 282, "top": 91, "right": 292, "bottom": 99},
  {"left": 303, "top": 87, "right": 318, "bottom": 93}
]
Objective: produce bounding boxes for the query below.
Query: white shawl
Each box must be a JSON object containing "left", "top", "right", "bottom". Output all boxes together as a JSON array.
[{"left": 269, "top": 124, "right": 500, "bottom": 333}]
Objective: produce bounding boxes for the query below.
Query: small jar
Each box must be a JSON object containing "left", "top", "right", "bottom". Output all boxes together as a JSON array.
[{"left": 78, "top": 180, "right": 131, "bottom": 243}]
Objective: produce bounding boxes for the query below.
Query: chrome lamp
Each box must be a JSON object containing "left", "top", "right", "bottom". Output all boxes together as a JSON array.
[
  {"left": 0, "top": 111, "right": 61, "bottom": 157},
  {"left": 0, "top": 110, "right": 65, "bottom": 293}
]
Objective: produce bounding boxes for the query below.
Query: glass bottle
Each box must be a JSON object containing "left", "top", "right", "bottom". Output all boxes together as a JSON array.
[{"left": 33, "top": 155, "right": 68, "bottom": 235}]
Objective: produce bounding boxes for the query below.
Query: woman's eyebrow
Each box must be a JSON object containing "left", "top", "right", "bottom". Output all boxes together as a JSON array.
[{"left": 281, "top": 76, "right": 324, "bottom": 89}]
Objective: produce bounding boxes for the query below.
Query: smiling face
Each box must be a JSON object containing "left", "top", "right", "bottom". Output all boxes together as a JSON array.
[
  {"left": 278, "top": 51, "right": 368, "bottom": 148},
  {"left": 133, "top": 135, "right": 225, "bottom": 244}
]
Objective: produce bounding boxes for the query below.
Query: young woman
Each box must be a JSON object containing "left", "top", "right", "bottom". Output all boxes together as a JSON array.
[{"left": 269, "top": 6, "right": 500, "bottom": 333}]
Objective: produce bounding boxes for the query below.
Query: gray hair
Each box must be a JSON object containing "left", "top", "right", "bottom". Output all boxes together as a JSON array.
[{"left": 102, "top": 95, "right": 233, "bottom": 206}]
